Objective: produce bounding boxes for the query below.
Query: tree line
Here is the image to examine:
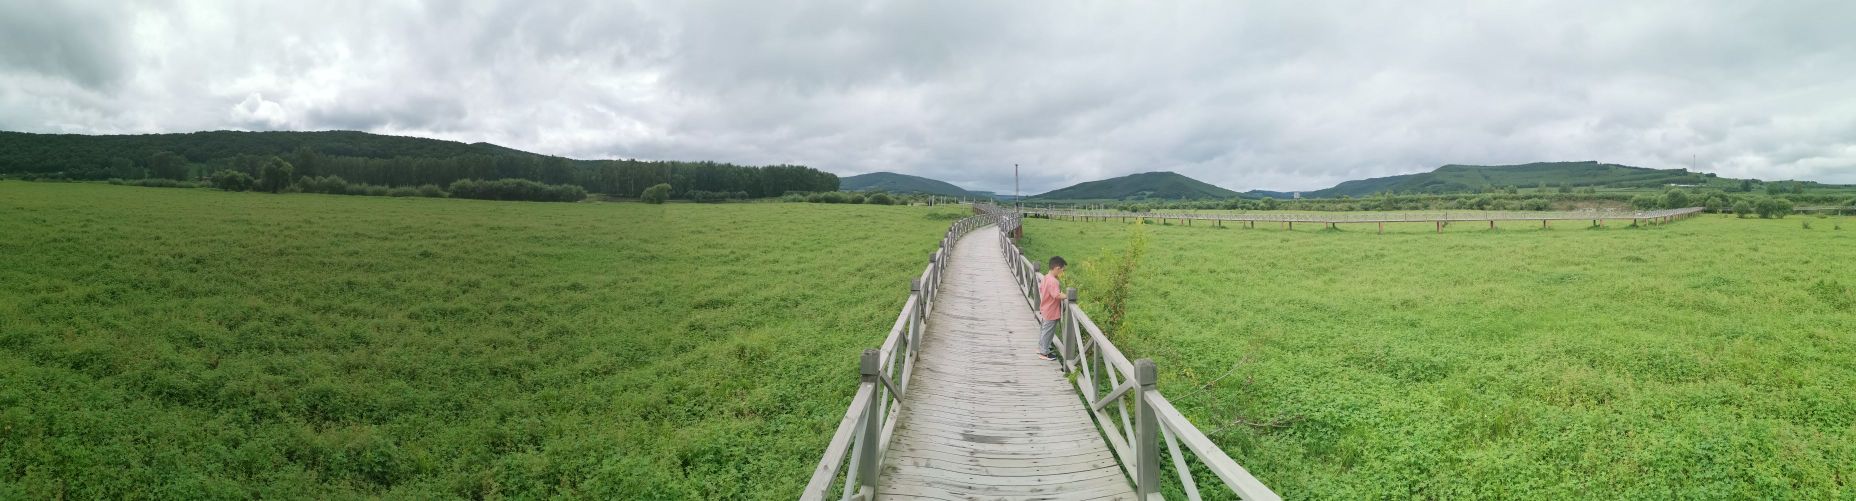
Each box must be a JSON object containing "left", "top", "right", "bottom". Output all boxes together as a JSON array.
[{"left": 0, "top": 131, "right": 839, "bottom": 199}]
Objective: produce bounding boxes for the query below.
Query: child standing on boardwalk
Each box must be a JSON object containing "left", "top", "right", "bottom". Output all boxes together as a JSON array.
[{"left": 1037, "top": 256, "right": 1067, "bottom": 361}]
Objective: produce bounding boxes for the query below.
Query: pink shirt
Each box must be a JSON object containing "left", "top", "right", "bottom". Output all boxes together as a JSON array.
[{"left": 1038, "top": 273, "right": 1063, "bottom": 321}]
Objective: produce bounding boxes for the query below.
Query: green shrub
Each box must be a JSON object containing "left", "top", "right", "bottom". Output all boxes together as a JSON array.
[
  {"left": 113, "top": 177, "right": 207, "bottom": 189},
  {"left": 1520, "top": 198, "right": 1552, "bottom": 211},
  {"left": 684, "top": 190, "right": 748, "bottom": 203},
  {"left": 866, "top": 193, "right": 895, "bottom": 205},
  {"left": 848, "top": 194, "right": 866, "bottom": 204},
  {"left": 415, "top": 184, "right": 446, "bottom": 198},
  {"left": 296, "top": 175, "right": 350, "bottom": 194},
  {"left": 360, "top": 184, "right": 390, "bottom": 196},
  {"left": 1755, "top": 198, "right": 1793, "bottom": 219},
  {"left": 1732, "top": 201, "right": 1752, "bottom": 218},
  {"left": 806, "top": 191, "right": 849, "bottom": 204},
  {"left": 1630, "top": 194, "right": 1660, "bottom": 210},
  {"left": 257, "top": 156, "right": 295, "bottom": 193},
  {"left": 641, "top": 183, "right": 671, "bottom": 204},
  {"left": 448, "top": 179, "right": 587, "bottom": 202},
  {"left": 210, "top": 170, "right": 256, "bottom": 191},
  {"left": 1661, "top": 189, "right": 1690, "bottom": 209}
]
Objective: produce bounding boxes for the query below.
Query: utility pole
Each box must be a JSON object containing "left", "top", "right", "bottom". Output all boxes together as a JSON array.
[{"left": 1014, "top": 163, "right": 1020, "bottom": 212}]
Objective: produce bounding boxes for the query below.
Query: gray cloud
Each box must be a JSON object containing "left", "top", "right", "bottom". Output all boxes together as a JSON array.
[
  {"left": 0, "top": 0, "right": 131, "bottom": 90},
  {"left": 2, "top": 0, "right": 1853, "bottom": 192}
]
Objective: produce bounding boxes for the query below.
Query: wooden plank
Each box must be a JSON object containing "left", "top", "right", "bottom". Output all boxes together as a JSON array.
[
  {"left": 879, "top": 473, "right": 1136, "bottom": 499},
  {"left": 888, "top": 453, "right": 1121, "bottom": 476},
  {"left": 879, "top": 225, "right": 1135, "bottom": 498}
]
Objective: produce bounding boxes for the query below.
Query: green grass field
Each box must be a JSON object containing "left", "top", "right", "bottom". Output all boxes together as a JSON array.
[
  {"left": 1019, "top": 214, "right": 1856, "bottom": 498},
  {"left": 0, "top": 182, "right": 967, "bottom": 499}
]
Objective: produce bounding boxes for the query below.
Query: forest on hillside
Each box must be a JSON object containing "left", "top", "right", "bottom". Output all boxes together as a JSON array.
[{"left": 0, "top": 131, "right": 839, "bottom": 198}]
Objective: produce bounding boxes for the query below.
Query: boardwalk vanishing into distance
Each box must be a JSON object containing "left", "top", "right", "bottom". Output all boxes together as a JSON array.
[
  {"left": 803, "top": 205, "right": 1277, "bottom": 501},
  {"left": 880, "top": 225, "right": 1134, "bottom": 499}
]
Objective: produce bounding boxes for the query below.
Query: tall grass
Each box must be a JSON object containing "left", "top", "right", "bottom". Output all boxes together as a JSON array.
[
  {"left": 0, "top": 181, "right": 968, "bottom": 498},
  {"left": 1020, "top": 215, "right": 1856, "bottom": 499}
]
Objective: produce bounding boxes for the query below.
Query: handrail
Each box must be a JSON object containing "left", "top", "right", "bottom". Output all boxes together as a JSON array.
[
  {"left": 801, "top": 206, "right": 999, "bottom": 500},
  {"left": 976, "top": 202, "right": 1281, "bottom": 500}
]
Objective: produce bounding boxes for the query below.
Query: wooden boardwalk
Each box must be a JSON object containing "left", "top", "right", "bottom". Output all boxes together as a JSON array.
[{"left": 879, "top": 225, "right": 1136, "bottom": 500}]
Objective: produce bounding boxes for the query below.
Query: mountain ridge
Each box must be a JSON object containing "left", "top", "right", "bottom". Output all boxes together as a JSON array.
[
  {"left": 840, "top": 171, "right": 982, "bottom": 197},
  {"left": 1030, "top": 171, "right": 1240, "bottom": 200},
  {"left": 1243, "top": 161, "right": 1744, "bottom": 199}
]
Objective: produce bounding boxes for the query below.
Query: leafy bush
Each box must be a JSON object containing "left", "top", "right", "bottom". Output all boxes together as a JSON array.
[
  {"left": 641, "top": 183, "right": 671, "bottom": 204},
  {"left": 866, "top": 192, "right": 895, "bottom": 205},
  {"left": 111, "top": 177, "right": 208, "bottom": 189},
  {"left": 1755, "top": 198, "right": 1793, "bottom": 219},
  {"left": 257, "top": 156, "right": 295, "bottom": 193},
  {"left": 685, "top": 190, "right": 749, "bottom": 203},
  {"left": 415, "top": 184, "right": 446, "bottom": 197},
  {"left": 210, "top": 170, "right": 256, "bottom": 191},
  {"left": 806, "top": 191, "right": 849, "bottom": 204},
  {"left": 1703, "top": 195, "right": 1726, "bottom": 213},
  {"left": 848, "top": 194, "right": 866, "bottom": 204},
  {"left": 450, "top": 178, "right": 587, "bottom": 202},
  {"left": 296, "top": 175, "right": 351, "bottom": 195},
  {"left": 348, "top": 180, "right": 391, "bottom": 194},
  {"left": 1520, "top": 198, "right": 1552, "bottom": 211},
  {"left": 1661, "top": 189, "right": 1690, "bottom": 209},
  {"left": 1732, "top": 201, "right": 1752, "bottom": 218},
  {"left": 1630, "top": 194, "right": 1661, "bottom": 210}
]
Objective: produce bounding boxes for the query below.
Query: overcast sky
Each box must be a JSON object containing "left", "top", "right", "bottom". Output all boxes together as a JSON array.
[{"left": 3, "top": 1, "right": 1852, "bottom": 193}]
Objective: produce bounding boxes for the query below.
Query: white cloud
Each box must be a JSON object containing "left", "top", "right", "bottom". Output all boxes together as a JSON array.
[
  {"left": 231, "top": 92, "right": 288, "bottom": 129},
  {"left": 2, "top": 0, "right": 1853, "bottom": 192}
]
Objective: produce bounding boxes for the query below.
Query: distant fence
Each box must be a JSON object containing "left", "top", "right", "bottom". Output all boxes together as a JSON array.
[
  {"left": 1796, "top": 205, "right": 1856, "bottom": 214},
  {"left": 801, "top": 210, "right": 999, "bottom": 500},
  {"left": 980, "top": 203, "right": 1280, "bottom": 500},
  {"left": 1021, "top": 206, "right": 1708, "bottom": 232}
]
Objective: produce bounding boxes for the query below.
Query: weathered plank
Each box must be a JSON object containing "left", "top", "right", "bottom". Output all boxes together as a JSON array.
[{"left": 879, "top": 226, "right": 1134, "bottom": 499}]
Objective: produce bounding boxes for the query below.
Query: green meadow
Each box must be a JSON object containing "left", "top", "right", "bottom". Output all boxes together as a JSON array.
[
  {"left": 1019, "top": 213, "right": 1856, "bottom": 499},
  {"left": 0, "top": 182, "right": 965, "bottom": 499}
]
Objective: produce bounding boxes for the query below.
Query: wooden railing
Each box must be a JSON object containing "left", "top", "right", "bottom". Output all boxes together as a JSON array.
[
  {"left": 800, "top": 209, "right": 998, "bottom": 501},
  {"left": 981, "top": 203, "right": 1280, "bottom": 501}
]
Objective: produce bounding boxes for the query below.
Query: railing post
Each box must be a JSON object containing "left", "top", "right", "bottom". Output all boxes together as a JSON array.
[
  {"left": 1063, "top": 288, "right": 1080, "bottom": 365},
  {"left": 1134, "top": 358, "right": 1160, "bottom": 499},
  {"left": 857, "top": 349, "right": 883, "bottom": 496},
  {"left": 929, "top": 251, "right": 939, "bottom": 297},
  {"left": 1029, "top": 262, "right": 1042, "bottom": 307},
  {"left": 911, "top": 278, "right": 924, "bottom": 345}
]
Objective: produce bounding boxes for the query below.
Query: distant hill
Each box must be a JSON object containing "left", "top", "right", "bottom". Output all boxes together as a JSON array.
[
  {"left": 1245, "top": 161, "right": 1736, "bottom": 199},
  {"left": 1031, "top": 171, "right": 1239, "bottom": 200},
  {"left": 0, "top": 130, "right": 528, "bottom": 166},
  {"left": 840, "top": 171, "right": 981, "bottom": 197}
]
